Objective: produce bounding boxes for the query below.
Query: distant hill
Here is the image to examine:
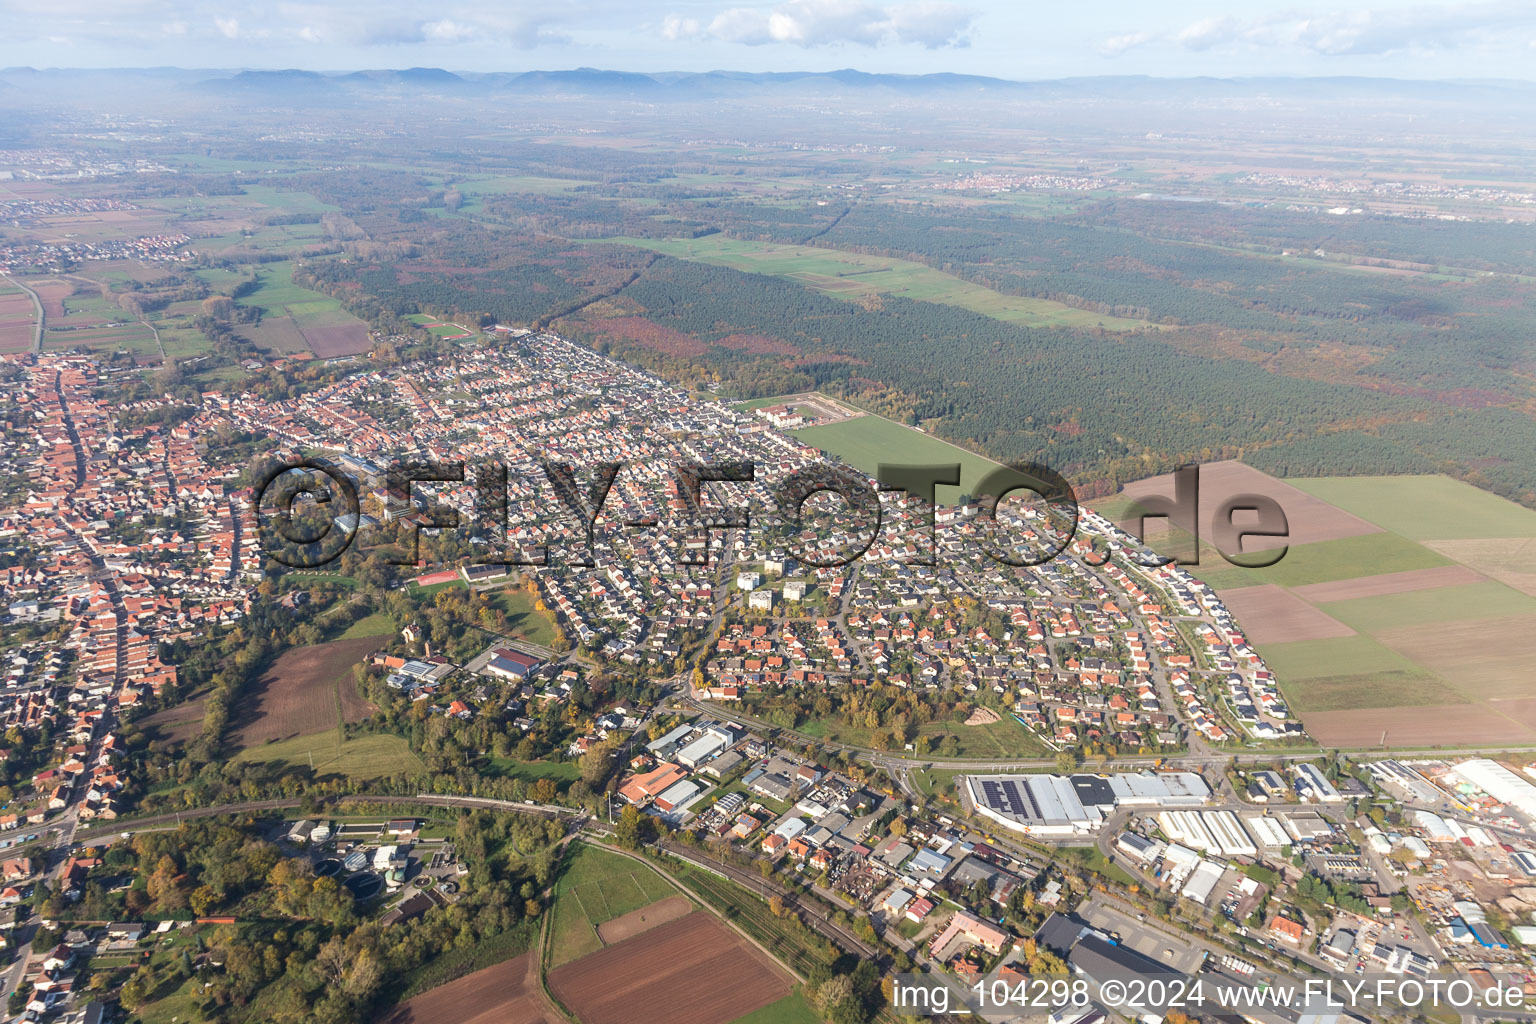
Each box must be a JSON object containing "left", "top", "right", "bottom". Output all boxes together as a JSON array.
[{"left": 0, "top": 65, "right": 1532, "bottom": 112}]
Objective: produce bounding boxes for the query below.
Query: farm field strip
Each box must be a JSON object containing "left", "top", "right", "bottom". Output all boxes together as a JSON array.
[
  {"left": 602, "top": 234, "right": 1156, "bottom": 331},
  {"left": 1162, "top": 469, "right": 1536, "bottom": 747}
]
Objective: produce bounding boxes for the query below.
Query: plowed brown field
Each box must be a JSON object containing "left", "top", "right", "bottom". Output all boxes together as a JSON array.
[{"left": 548, "top": 912, "right": 792, "bottom": 1024}]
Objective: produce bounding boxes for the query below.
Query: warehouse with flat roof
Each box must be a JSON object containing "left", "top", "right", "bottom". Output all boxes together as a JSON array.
[{"left": 965, "top": 771, "right": 1212, "bottom": 837}]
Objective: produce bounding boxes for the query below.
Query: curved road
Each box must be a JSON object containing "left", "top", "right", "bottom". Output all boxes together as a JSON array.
[{"left": 0, "top": 272, "right": 44, "bottom": 352}]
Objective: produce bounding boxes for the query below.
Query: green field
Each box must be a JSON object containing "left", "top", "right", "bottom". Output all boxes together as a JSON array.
[
  {"left": 727, "top": 991, "right": 822, "bottom": 1024},
  {"left": 547, "top": 843, "right": 681, "bottom": 967},
  {"left": 1255, "top": 633, "right": 1466, "bottom": 713},
  {"left": 1319, "top": 580, "right": 1536, "bottom": 633},
  {"left": 1292, "top": 475, "right": 1536, "bottom": 540},
  {"left": 604, "top": 235, "right": 1154, "bottom": 331},
  {"left": 793, "top": 710, "right": 1047, "bottom": 758},
  {"left": 1191, "top": 530, "right": 1452, "bottom": 590},
  {"left": 241, "top": 260, "right": 335, "bottom": 317},
  {"left": 486, "top": 755, "right": 580, "bottom": 784},
  {"left": 791, "top": 413, "right": 1004, "bottom": 505},
  {"left": 338, "top": 610, "right": 395, "bottom": 639},
  {"left": 233, "top": 731, "right": 426, "bottom": 778},
  {"left": 489, "top": 587, "right": 560, "bottom": 647}
]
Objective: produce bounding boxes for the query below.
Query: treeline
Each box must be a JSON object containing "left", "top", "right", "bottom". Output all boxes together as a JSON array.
[{"left": 78, "top": 813, "right": 560, "bottom": 1024}]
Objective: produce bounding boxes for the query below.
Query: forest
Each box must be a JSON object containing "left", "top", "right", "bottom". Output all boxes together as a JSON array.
[{"left": 256, "top": 158, "right": 1536, "bottom": 506}]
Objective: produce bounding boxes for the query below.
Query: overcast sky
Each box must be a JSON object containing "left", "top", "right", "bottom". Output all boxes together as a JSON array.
[{"left": 4, "top": 0, "right": 1535, "bottom": 80}]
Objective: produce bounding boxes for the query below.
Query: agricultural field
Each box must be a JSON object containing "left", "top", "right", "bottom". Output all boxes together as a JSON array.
[
  {"left": 0, "top": 277, "right": 39, "bottom": 352},
  {"left": 139, "top": 693, "right": 208, "bottom": 744},
  {"left": 233, "top": 730, "right": 425, "bottom": 779},
  {"left": 236, "top": 260, "right": 372, "bottom": 356},
  {"left": 1292, "top": 475, "right": 1536, "bottom": 540},
  {"left": 378, "top": 952, "right": 548, "bottom": 1024},
  {"left": 229, "top": 634, "right": 384, "bottom": 748},
  {"left": 725, "top": 992, "right": 823, "bottom": 1024},
  {"left": 790, "top": 411, "right": 1004, "bottom": 505},
  {"left": 546, "top": 843, "right": 681, "bottom": 968},
  {"left": 547, "top": 911, "right": 794, "bottom": 1024},
  {"left": 662, "top": 858, "right": 839, "bottom": 978},
  {"left": 1148, "top": 466, "right": 1536, "bottom": 747},
  {"left": 606, "top": 235, "right": 1154, "bottom": 331}
]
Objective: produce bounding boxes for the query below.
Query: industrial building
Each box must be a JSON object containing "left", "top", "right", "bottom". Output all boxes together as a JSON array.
[
  {"left": 1180, "top": 860, "right": 1227, "bottom": 904},
  {"left": 1242, "top": 814, "right": 1291, "bottom": 849},
  {"left": 965, "top": 771, "right": 1211, "bottom": 837},
  {"left": 1453, "top": 759, "right": 1536, "bottom": 821},
  {"left": 1291, "top": 763, "right": 1344, "bottom": 803},
  {"left": 1157, "top": 810, "right": 1256, "bottom": 857}
]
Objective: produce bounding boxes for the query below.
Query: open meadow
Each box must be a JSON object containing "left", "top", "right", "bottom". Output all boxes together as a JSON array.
[
  {"left": 789, "top": 407, "right": 1004, "bottom": 505},
  {"left": 606, "top": 235, "right": 1154, "bottom": 331}
]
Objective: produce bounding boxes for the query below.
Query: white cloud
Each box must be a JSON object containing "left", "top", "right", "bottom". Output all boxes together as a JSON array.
[
  {"left": 1, "top": 0, "right": 603, "bottom": 52},
  {"left": 422, "top": 18, "right": 478, "bottom": 42},
  {"left": 690, "top": 0, "right": 973, "bottom": 48},
  {"left": 660, "top": 14, "right": 701, "bottom": 40},
  {"left": 1099, "top": 30, "right": 1152, "bottom": 56},
  {"left": 1102, "top": 1, "right": 1536, "bottom": 60},
  {"left": 1175, "top": 16, "right": 1237, "bottom": 52}
]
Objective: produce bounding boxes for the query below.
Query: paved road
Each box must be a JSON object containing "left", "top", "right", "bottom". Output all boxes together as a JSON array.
[{"left": 0, "top": 272, "right": 44, "bottom": 352}]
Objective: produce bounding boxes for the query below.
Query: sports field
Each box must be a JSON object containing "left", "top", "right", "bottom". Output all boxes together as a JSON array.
[
  {"left": 606, "top": 235, "right": 1155, "bottom": 331},
  {"left": 547, "top": 843, "right": 682, "bottom": 968},
  {"left": 790, "top": 411, "right": 1004, "bottom": 505}
]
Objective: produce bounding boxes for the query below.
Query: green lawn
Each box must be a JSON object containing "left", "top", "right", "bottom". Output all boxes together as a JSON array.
[
  {"left": 791, "top": 413, "right": 1004, "bottom": 506},
  {"left": 338, "top": 610, "right": 395, "bottom": 638},
  {"left": 727, "top": 991, "right": 822, "bottom": 1024},
  {"left": 486, "top": 756, "right": 580, "bottom": 784},
  {"left": 489, "top": 587, "right": 560, "bottom": 647},
  {"left": 792, "top": 711, "right": 1046, "bottom": 758},
  {"left": 913, "top": 765, "right": 964, "bottom": 799},
  {"left": 233, "top": 731, "right": 426, "bottom": 779},
  {"left": 602, "top": 235, "right": 1154, "bottom": 331},
  {"left": 1292, "top": 475, "right": 1536, "bottom": 540},
  {"left": 132, "top": 977, "right": 212, "bottom": 1024},
  {"left": 548, "top": 843, "right": 681, "bottom": 967}
]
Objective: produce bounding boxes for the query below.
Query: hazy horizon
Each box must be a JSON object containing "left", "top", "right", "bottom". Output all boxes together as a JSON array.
[{"left": 5, "top": 0, "right": 1536, "bottom": 81}]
